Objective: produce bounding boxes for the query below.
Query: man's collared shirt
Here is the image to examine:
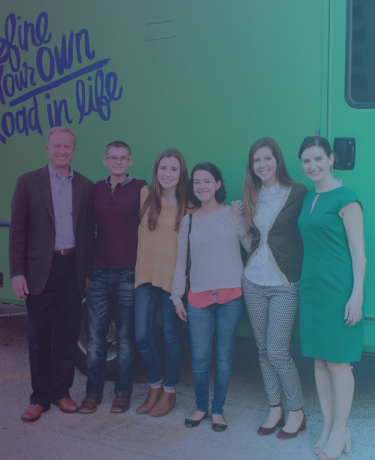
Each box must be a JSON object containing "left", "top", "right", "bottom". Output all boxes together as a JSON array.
[
  {"left": 106, "top": 174, "right": 133, "bottom": 194},
  {"left": 48, "top": 163, "right": 75, "bottom": 250}
]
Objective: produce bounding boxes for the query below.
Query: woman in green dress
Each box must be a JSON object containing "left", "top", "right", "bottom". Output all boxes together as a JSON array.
[{"left": 298, "top": 137, "right": 366, "bottom": 460}]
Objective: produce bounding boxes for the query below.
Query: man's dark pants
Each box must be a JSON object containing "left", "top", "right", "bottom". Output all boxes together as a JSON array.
[{"left": 26, "top": 252, "right": 82, "bottom": 407}]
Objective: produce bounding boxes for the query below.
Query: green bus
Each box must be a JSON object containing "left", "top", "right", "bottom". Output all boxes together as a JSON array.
[{"left": 1, "top": 0, "right": 374, "bottom": 378}]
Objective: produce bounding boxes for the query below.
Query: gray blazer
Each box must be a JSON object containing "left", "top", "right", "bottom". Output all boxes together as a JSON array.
[{"left": 9, "top": 165, "right": 95, "bottom": 297}]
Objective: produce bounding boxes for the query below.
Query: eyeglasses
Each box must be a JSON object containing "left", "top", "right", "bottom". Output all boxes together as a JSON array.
[{"left": 106, "top": 156, "right": 130, "bottom": 163}]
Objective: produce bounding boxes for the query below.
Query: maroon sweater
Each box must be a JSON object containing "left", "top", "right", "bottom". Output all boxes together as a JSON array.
[{"left": 92, "top": 178, "right": 147, "bottom": 269}]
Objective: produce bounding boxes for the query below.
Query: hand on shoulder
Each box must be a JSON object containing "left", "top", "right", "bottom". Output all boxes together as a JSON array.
[{"left": 230, "top": 200, "right": 244, "bottom": 216}]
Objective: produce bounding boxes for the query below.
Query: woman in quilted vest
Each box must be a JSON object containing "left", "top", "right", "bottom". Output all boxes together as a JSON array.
[{"left": 242, "top": 138, "right": 308, "bottom": 440}]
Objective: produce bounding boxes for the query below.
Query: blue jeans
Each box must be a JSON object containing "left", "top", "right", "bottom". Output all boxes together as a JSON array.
[
  {"left": 187, "top": 297, "right": 244, "bottom": 414},
  {"left": 135, "top": 283, "right": 184, "bottom": 390},
  {"left": 85, "top": 265, "right": 136, "bottom": 397}
]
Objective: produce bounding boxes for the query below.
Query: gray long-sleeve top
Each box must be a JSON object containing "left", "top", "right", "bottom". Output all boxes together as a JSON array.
[{"left": 170, "top": 206, "right": 251, "bottom": 306}]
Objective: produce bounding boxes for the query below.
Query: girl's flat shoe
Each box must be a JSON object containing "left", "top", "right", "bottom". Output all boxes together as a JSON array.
[
  {"left": 185, "top": 411, "right": 209, "bottom": 428},
  {"left": 212, "top": 422, "right": 227, "bottom": 432},
  {"left": 318, "top": 427, "right": 351, "bottom": 460}
]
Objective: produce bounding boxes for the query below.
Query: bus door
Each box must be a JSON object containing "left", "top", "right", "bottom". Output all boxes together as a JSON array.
[{"left": 328, "top": 0, "right": 375, "bottom": 351}]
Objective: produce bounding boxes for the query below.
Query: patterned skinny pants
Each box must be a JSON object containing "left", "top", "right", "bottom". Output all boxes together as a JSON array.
[{"left": 242, "top": 275, "right": 304, "bottom": 411}]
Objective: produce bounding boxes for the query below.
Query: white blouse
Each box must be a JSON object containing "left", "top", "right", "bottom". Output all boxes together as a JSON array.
[{"left": 244, "top": 182, "right": 287, "bottom": 286}]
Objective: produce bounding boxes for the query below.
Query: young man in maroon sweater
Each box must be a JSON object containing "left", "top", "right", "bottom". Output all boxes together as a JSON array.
[{"left": 79, "top": 141, "right": 147, "bottom": 414}]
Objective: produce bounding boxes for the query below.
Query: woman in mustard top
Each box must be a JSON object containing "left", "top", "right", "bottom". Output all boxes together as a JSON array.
[{"left": 134, "top": 149, "right": 190, "bottom": 417}]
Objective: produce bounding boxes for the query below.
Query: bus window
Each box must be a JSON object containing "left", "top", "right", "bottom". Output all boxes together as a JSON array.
[{"left": 345, "top": 0, "right": 375, "bottom": 107}]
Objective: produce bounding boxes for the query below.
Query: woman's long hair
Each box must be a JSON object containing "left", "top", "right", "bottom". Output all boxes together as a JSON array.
[
  {"left": 140, "top": 149, "right": 189, "bottom": 231},
  {"left": 243, "top": 138, "right": 294, "bottom": 233}
]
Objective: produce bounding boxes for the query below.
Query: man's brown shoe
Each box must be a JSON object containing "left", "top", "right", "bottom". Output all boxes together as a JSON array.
[
  {"left": 110, "top": 394, "right": 131, "bottom": 413},
  {"left": 136, "top": 387, "right": 163, "bottom": 414},
  {"left": 150, "top": 390, "right": 176, "bottom": 417},
  {"left": 52, "top": 397, "right": 79, "bottom": 413},
  {"left": 79, "top": 395, "right": 103, "bottom": 414},
  {"left": 21, "top": 404, "right": 50, "bottom": 422}
]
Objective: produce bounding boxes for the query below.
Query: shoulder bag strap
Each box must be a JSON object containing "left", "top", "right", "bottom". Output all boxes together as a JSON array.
[{"left": 185, "top": 214, "right": 192, "bottom": 278}]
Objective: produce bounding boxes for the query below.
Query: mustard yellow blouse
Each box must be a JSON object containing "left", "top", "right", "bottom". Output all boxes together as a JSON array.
[{"left": 134, "top": 185, "right": 193, "bottom": 293}]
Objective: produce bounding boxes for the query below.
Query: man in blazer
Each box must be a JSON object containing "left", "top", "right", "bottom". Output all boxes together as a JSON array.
[{"left": 9, "top": 126, "right": 95, "bottom": 422}]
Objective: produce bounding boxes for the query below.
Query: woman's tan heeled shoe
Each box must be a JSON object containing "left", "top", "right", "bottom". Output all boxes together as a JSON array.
[
  {"left": 313, "top": 422, "right": 333, "bottom": 455},
  {"left": 318, "top": 427, "right": 351, "bottom": 460}
]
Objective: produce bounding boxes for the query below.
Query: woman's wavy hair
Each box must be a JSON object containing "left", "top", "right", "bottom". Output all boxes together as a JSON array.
[
  {"left": 243, "top": 137, "right": 294, "bottom": 233},
  {"left": 187, "top": 162, "right": 227, "bottom": 207},
  {"left": 298, "top": 136, "right": 333, "bottom": 159},
  {"left": 140, "top": 149, "right": 189, "bottom": 231}
]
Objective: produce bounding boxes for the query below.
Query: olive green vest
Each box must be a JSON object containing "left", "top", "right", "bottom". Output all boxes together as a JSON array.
[{"left": 246, "top": 183, "right": 308, "bottom": 285}]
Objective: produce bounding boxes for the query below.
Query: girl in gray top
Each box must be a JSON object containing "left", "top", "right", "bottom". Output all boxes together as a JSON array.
[{"left": 171, "top": 162, "right": 249, "bottom": 432}]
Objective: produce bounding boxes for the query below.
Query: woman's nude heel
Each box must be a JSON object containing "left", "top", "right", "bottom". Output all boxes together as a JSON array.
[
  {"left": 318, "top": 427, "right": 351, "bottom": 460},
  {"left": 313, "top": 422, "right": 333, "bottom": 455},
  {"left": 342, "top": 436, "right": 351, "bottom": 454}
]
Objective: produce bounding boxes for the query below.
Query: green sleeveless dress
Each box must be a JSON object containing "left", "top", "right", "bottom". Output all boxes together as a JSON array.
[{"left": 298, "top": 186, "right": 364, "bottom": 363}]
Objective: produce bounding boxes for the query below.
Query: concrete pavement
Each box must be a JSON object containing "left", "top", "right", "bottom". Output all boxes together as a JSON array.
[{"left": 1, "top": 308, "right": 375, "bottom": 460}]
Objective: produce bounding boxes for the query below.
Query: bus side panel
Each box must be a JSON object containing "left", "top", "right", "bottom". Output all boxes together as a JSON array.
[
  {"left": 1, "top": 0, "right": 326, "bottom": 314},
  {"left": 329, "top": 0, "right": 375, "bottom": 352}
]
